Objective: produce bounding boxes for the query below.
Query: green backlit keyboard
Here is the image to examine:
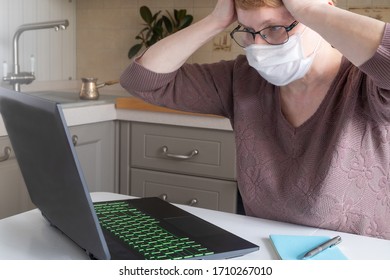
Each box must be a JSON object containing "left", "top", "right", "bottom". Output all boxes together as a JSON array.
[{"left": 94, "top": 201, "right": 214, "bottom": 260}]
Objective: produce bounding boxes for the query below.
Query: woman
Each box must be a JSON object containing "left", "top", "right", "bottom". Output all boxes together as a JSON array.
[{"left": 120, "top": 0, "right": 390, "bottom": 239}]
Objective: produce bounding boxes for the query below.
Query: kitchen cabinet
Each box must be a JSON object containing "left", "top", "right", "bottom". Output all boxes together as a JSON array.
[
  {"left": 69, "top": 121, "right": 119, "bottom": 193},
  {"left": 119, "top": 121, "right": 238, "bottom": 213},
  {"left": 0, "top": 136, "right": 35, "bottom": 219}
]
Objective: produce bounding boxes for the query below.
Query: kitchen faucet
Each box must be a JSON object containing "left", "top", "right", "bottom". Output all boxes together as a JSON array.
[{"left": 3, "top": 20, "right": 69, "bottom": 92}]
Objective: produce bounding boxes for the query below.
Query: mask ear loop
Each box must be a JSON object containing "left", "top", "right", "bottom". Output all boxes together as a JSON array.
[
  {"left": 311, "top": 33, "right": 322, "bottom": 56},
  {"left": 298, "top": 26, "right": 323, "bottom": 59},
  {"left": 299, "top": 26, "right": 308, "bottom": 37}
]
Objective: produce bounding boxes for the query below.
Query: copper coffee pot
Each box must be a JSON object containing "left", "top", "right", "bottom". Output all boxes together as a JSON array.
[{"left": 79, "top": 77, "right": 119, "bottom": 100}]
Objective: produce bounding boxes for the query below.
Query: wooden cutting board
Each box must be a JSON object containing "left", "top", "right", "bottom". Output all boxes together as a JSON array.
[{"left": 115, "top": 97, "right": 222, "bottom": 118}]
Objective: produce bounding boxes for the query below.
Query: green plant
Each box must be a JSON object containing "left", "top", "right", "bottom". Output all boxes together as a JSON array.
[{"left": 128, "top": 6, "right": 193, "bottom": 59}]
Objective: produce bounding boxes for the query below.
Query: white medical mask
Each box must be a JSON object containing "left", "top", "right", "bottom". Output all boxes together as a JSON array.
[{"left": 245, "top": 29, "right": 321, "bottom": 86}]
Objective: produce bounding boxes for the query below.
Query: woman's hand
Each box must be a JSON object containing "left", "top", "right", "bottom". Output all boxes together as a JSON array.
[
  {"left": 281, "top": 0, "right": 330, "bottom": 21},
  {"left": 210, "top": 0, "right": 237, "bottom": 30},
  {"left": 137, "top": 0, "right": 237, "bottom": 73},
  {"left": 282, "top": 0, "right": 385, "bottom": 67}
]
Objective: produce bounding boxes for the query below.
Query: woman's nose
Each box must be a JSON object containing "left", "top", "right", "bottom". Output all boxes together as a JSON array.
[{"left": 254, "top": 33, "right": 266, "bottom": 45}]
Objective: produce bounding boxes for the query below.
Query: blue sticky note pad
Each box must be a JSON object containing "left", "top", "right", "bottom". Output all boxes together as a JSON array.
[{"left": 269, "top": 235, "right": 348, "bottom": 260}]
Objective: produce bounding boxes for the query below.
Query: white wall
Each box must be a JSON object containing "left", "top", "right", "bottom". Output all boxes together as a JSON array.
[{"left": 0, "top": 0, "right": 76, "bottom": 83}]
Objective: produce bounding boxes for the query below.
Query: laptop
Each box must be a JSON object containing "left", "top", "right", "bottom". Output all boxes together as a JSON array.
[{"left": 0, "top": 87, "right": 259, "bottom": 260}]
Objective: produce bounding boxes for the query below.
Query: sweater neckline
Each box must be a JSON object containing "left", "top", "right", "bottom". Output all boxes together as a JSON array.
[{"left": 275, "top": 56, "right": 350, "bottom": 134}]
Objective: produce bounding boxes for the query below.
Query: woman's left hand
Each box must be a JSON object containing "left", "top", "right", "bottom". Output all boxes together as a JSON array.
[
  {"left": 282, "top": 0, "right": 385, "bottom": 67},
  {"left": 282, "top": 0, "right": 330, "bottom": 20}
]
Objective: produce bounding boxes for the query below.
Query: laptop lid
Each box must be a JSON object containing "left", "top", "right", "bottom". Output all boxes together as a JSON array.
[{"left": 0, "top": 87, "right": 111, "bottom": 260}]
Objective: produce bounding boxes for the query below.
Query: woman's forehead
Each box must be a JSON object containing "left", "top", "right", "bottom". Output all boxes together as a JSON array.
[{"left": 236, "top": 6, "right": 294, "bottom": 29}]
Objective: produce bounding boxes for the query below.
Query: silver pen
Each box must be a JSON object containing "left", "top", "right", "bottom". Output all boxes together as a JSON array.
[{"left": 302, "top": 236, "right": 342, "bottom": 259}]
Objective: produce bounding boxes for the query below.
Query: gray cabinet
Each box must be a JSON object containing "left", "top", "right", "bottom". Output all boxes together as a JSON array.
[
  {"left": 69, "top": 121, "right": 118, "bottom": 193},
  {"left": 0, "top": 137, "right": 35, "bottom": 219},
  {"left": 120, "top": 121, "right": 238, "bottom": 213},
  {"left": 131, "top": 122, "right": 236, "bottom": 180}
]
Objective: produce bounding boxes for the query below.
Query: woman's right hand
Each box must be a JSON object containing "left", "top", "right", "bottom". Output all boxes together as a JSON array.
[
  {"left": 210, "top": 0, "right": 237, "bottom": 30},
  {"left": 137, "top": 0, "right": 237, "bottom": 73}
]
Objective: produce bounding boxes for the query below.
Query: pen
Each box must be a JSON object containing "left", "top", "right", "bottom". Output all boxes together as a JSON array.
[{"left": 302, "top": 236, "right": 342, "bottom": 259}]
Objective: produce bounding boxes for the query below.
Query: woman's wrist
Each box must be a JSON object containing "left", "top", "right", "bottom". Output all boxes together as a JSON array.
[{"left": 200, "top": 14, "right": 232, "bottom": 41}]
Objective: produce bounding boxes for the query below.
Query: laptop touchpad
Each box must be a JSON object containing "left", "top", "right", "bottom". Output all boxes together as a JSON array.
[{"left": 164, "top": 216, "right": 223, "bottom": 237}]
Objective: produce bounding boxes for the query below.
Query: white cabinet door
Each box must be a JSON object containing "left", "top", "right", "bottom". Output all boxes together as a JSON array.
[{"left": 69, "top": 121, "right": 118, "bottom": 193}]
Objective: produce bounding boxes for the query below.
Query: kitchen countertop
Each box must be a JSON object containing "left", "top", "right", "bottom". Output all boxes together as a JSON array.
[
  {"left": 116, "top": 96, "right": 233, "bottom": 131},
  {"left": 0, "top": 84, "right": 233, "bottom": 136}
]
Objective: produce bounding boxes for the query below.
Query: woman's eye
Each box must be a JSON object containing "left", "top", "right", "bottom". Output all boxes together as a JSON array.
[
  {"left": 243, "top": 27, "right": 255, "bottom": 33},
  {"left": 269, "top": 26, "right": 282, "bottom": 32}
]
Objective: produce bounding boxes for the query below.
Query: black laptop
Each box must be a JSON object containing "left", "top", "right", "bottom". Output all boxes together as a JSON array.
[{"left": 0, "top": 87, "right": 259, "bottom": 260}]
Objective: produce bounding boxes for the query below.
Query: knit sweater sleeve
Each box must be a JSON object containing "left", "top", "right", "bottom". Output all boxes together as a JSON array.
[
  {"left": 119, "top": 58, "right": 236, "bottom": 119},
  {"left": 359, "top": 23, "right": 390, "bottom": 123}
]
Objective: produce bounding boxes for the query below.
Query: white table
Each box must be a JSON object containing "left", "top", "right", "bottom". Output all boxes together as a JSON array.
[{"left": 0, "top": 192, "right": 389, "bottom": 260}]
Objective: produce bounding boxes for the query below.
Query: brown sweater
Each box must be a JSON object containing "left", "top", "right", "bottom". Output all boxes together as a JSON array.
[{"left": 120, "top": 24, "right": 390, "bottom": 240}]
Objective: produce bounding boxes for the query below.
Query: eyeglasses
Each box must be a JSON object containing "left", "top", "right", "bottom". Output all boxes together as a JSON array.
[{"left": 230, "top": 21, "right": 299, "bottom": 48}]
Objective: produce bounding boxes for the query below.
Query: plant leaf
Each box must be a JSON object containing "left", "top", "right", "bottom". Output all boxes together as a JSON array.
[
  {"left": 174, "top": 9, "right": 179, "bottom": 22},
  {"left": 165, "top": 10, "right": 175, "bottom": 25},
  {"left": 176, "top": 9, "right": 186, "bottom": 21},
  {"left": 152, "top": 25, "right": 164, "bottom": 39},
  {"left": 128, "top": 43, "right": 143, "bottom": 59},
  {"left": 140, "top": 6, "right": 153, "bottom": 24},
  {"left": 156, "top": 18, "right": 164, "bottom": 28},
  {"left": 151, "top": 11, "right": 162, "bottom": 23},
  {"left": 137, "top": 26, "right": 149, "bottom": 35},
  {"left": 129, "top": 6, "right": 194, "bottom": 59},
  {"left": 162, "top": 15, "right": 173, "bottom": 34},
  {"left": 146, "top": 36, "right": 158, "bottom": 47},
  {"left": 178, "top": 15, "right": 193, "bottom": 30}
]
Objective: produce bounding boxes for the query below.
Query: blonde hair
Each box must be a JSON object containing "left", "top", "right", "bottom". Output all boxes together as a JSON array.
[
  {"left": 234, "top": 0, "right": 283, "bottom": 9},
  {"left": 234, "top": 0, "right": 336, "bottom": 10}
]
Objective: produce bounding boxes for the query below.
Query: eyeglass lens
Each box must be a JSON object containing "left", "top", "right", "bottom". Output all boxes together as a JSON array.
[
  {"left": 231, "top": 22, "right": 298, "bottom": 47},
  {"left": 232, "top": 26, "right": 288, "bottom": 47}
]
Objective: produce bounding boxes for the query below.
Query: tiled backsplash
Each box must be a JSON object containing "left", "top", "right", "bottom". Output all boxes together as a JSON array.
[{"left": 76, "top": 0, "right": 390, "bottom": 82}]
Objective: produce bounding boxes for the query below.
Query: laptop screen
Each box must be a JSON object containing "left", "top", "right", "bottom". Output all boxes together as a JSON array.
[{"left": 0, "top": 88, "right": 110, "bottom": 259}]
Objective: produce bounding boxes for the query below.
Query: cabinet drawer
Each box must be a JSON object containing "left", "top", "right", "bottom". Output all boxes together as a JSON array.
[
  {"left": 131, "top": 122, "right": 236, "bottom": 180},
  {"left": 131, "top": 168, "right": 237, "bottom": 213}
]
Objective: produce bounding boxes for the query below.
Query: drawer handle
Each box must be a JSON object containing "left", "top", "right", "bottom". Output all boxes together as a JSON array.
[
  {"left": 72, "top": 135, "right": 78, "bottom": 146},
  {"left": 0, "top": 146, "right": 11, "bottom": 162},
  {"left": 160, "top": 194, "right": 198, "bottom": 207},
  {"left": 161, "top": 146, "right": 199, "bottom": 160},
  {"left": 188, "top": 198, "right": 198, "bottom": 206}
]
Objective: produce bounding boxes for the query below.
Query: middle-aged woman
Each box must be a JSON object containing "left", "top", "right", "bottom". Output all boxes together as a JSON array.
[{"left": 120, "top": 0, "right": 390, "bottom": 239}]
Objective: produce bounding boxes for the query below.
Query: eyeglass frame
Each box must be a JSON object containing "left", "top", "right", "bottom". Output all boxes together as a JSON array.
[{"left": 230, "top": 20, "right": 299, "bottom": 47}]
